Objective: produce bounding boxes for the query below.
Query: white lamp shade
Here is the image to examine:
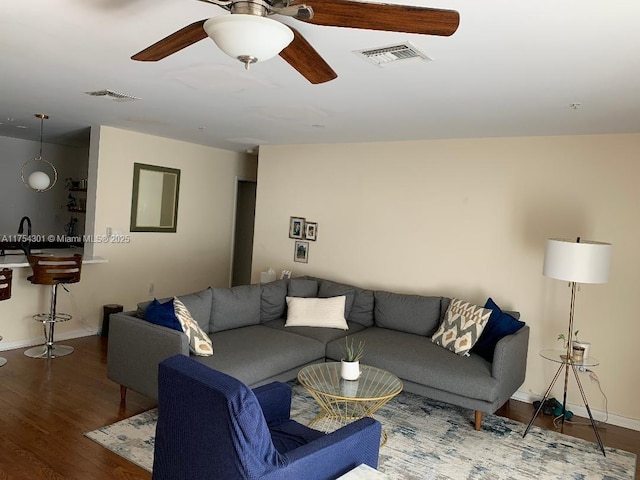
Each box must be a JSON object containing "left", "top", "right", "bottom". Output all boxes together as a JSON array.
[
  {"left": 28, "top": 171, "right": 51, "bottom": 191},
  {"left": 203, "top": 15, "right": 294, "bottom": 63},
  {"left": 543, "top": 238, "right": 612, "bottom": 284}
]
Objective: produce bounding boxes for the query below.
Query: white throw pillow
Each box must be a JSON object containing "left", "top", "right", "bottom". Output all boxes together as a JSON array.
[{"left": 285, "top": 296, "right": 349, "bottom": 330}]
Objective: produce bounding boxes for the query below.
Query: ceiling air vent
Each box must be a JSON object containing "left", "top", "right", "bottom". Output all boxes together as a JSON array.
[
  {"left": 354, "top": 42, "right": 431, "bottom": 67},
  {"left": 85, "top": 89, "right": 141, "bottom": 102}
]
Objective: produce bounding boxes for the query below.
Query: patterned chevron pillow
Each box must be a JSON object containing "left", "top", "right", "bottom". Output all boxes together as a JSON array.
[
  {"left": 432, "top": 298, "right": 492, "bottom": 356},
  {"left": 173, "top": 297, "right": 214, "bottom": 356}
]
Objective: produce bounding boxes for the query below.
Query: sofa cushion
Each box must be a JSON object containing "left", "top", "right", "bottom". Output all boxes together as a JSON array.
[
  {"left": 270, "top": 419, "right": 326, "bottom": 454},
  {"left": 302, "top": 276, "right": 375, "bottom": 327},
  {"left": 144, "top": 298, "right": 183, "bottom": 331},
  {"left": 285, "top": 296, "right": 348, "bottom": 330},
  {"left": 173, "top": 297, "right": 214, "bottom": 356},
  {"left": 287, "top": 278, "right": 318, "bottom": 298},
  {"left": 137, "top": 288, "right": 212, "bottom": 333},
  {"left": 374, "top": 291, "right": 442, "bottom": 336},
  {"left": 210, "top": 284, "right": 261, "bottom": 333},
  {"left": 348, "top": 288, "right": 375, "bottom": 327},
  {"left": 261, "top": 279, "right": 289, "bottom": 322},
  {"left": 263, "top": 318, "right": 366, "bottom": 345},
  {"left": 177, "top": 288, "right": 213, "bottom": 332},
  {"left": 318, "top": 280, "right": 355, "bottom": 317},
  {"left": 326, "top": 327, "right": 499, "bottom": 403},
  {"left": 471, "top": 298, "right": 525, "bottom": 362},
  {"left": 432, "top": 298, "right": 492, "bottom": 356},
  {"left": 195, "top": 325, "right": 326, "bottom": 386}
]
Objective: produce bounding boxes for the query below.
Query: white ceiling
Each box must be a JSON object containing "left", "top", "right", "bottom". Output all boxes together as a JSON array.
[{"left": 2, "top": 0, "right": 640, "bottom": 152}]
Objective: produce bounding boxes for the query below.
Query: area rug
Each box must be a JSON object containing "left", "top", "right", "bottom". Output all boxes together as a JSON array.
[{"left": 86, "top": 385, "right": 636, "bottom": 479}]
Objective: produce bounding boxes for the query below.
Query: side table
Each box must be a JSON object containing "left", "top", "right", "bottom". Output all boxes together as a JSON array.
[{"left": 523, "top": 349, "right": 605, "bottom": 455}]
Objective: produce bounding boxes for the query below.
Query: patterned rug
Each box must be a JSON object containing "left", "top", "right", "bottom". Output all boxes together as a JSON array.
[{"left": 85, "top": 385, "right": 636, "bottom": 479}]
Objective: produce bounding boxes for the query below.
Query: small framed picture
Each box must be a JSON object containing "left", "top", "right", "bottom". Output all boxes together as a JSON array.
[
  {"left": 305, "top": 222, "right": 317, "bottom": 241},
  {"left": 294, "top": 240, "right": 309, "bottom": 263},
  {"left": 289, "top": 216, "right": 305, "bottom": 239}
]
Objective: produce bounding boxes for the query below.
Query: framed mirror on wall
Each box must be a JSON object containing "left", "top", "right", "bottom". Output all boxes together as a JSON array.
[{"left": 130, "top": 163, "right": 180, "bottom": 232}]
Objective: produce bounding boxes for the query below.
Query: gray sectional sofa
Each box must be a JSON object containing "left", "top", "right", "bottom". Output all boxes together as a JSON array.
[{"left": 107, "top": 276, "right": 529, "bottom": 430}]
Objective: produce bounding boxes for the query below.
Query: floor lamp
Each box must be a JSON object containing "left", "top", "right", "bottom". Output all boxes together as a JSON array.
[{"left": 523, "top": 237, "right": 612, "bottom": 456}]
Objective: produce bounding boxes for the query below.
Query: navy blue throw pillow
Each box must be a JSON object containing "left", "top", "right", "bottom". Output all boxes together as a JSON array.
[
  {"left": 144, "top": 298, "right": 182, "bottom": 331},
  {"left": 472, "top": 297, "right": 525, "bottom": 362}
]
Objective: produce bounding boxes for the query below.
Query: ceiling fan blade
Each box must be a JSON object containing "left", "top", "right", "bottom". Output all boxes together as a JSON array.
[
  {"left": 279, "top": 27, "right": 337, "bottom": 84},
  {"left": 292, "top": 0, "right": 459, "bottom": 36},
  {"left": 132, "top": 20, "right": 209, "bottom": 61}
]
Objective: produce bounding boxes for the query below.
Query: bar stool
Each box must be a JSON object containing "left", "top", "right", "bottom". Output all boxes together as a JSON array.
[
  {"left": 0, "top": 268, "right": 12, "bottom": 367},
  {"left": 24, "top": 254, "right": 82, "bottom": 359}
]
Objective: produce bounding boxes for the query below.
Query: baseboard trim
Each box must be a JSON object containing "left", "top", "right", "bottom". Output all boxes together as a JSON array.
[
  {"left": 511, "top": 390, "right": 640, "bottom": 432},
  {"left": 0, "top": 329, "right": 99, "bottom": 352}
]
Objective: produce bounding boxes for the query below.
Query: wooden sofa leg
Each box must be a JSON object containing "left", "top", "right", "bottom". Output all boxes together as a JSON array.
[
  {"left": 474, "top": 411, "right": 482, "bottom": 431},
  {"left": 120, "top": 385, "right": 127, "bottom": 404}
]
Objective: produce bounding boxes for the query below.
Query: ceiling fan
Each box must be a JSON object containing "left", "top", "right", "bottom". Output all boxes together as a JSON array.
[{"left": 132, "top": 0, "right": 460, "bottom": 84}]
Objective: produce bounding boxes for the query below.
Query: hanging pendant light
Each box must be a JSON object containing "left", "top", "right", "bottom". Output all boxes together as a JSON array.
[{"left": 21, "top": 113, "right": 58, "bottom": 192}]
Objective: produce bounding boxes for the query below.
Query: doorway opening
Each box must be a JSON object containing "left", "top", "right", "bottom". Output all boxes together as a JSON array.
[{"left": 231, "top": 178, "right": 256, "bottom": 287}]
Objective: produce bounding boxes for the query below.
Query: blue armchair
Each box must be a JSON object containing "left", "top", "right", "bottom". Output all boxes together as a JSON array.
[{"left": 152, "top": 355, "right": 382, "bottom": 480}]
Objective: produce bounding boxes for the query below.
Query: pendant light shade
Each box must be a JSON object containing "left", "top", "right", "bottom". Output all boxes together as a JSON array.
[
  {"left": 21, "top": 113, "right": 58, "bottom": 192},
  {"left": 28, "top": 171, "right": 51, "bottom": 190},
  {"left": 203, "top": 15, "right": 294, "bottom": 68}
]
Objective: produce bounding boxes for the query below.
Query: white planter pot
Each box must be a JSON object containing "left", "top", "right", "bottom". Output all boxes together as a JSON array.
[
  {"left": 574, "top": 341, "right": 591, "bottom": 360},
  {"left": 341, "top": 360, "right": 360, "bottom": 381}
]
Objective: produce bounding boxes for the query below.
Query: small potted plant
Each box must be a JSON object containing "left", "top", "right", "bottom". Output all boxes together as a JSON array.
[
  {"left": 558, "top": 330, "right": 585, "bottom": 360},
  {"left": 341, "top": 337, "right": 365, "bottom": 381}
]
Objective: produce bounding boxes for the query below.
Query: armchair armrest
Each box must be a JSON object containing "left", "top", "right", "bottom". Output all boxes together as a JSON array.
[
  {"left": 254, "top": 382, "right": 293, "bottom": 424},
  {"left": 264, "top": 417, "right": 381, "bottom": 480},
  {"left": 107, "top": 312, "right": 189, "bottom": 400}
]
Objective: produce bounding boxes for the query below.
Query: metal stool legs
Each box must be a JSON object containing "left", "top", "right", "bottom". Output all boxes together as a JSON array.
[
  {"left": 24, "top": 283, "right": 74, "bottom": 359},
  {"left": 0, "top": 268, "right": 12, "bottom": 366},
  {"left": 0, "top": 336, "right": 6, "bottom": 366}
]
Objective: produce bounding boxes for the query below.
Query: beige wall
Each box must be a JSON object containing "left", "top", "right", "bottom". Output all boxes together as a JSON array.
[
  {"left": 0, "top": 126, "right": 256, "bottom": 347},
  {"left": 252, "top": 134, "right": 640, "bottom": 425}
]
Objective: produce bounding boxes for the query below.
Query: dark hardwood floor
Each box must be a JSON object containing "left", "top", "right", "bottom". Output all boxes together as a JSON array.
[{"left": 0, "top": 336, "right": 637, "bottom": 479}]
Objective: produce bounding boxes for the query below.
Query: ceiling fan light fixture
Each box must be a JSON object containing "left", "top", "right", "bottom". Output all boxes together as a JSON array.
[{"left": 203, "top": 15, "right": 294, "bottom": 69}]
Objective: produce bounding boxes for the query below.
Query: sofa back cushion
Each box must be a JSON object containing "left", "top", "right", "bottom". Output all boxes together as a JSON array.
[
  {"left": 260, "top": 279, "right": 289, "bottom": 322},
  {"left": 287, "top": 278, "right": 318, "bottom": 297},
  {"left": 374, "top": 290, "right": 442, "bottom": 336},
  {"left": 317, "top": 280, "right": 355, "bottom": 318},
  {"left": 210, "top": 284, "right": 261, "bottom": 333},
  {"left": 317, "top": 279, "right": 374, "bottom": 327},
  {"left": 347, "top": 288, "right": 375, "bottom": 327}
]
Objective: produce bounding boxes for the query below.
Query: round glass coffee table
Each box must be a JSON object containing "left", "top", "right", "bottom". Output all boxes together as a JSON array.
[{"left": 297, "top": 362, "right": 403, "bottom": 445}]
